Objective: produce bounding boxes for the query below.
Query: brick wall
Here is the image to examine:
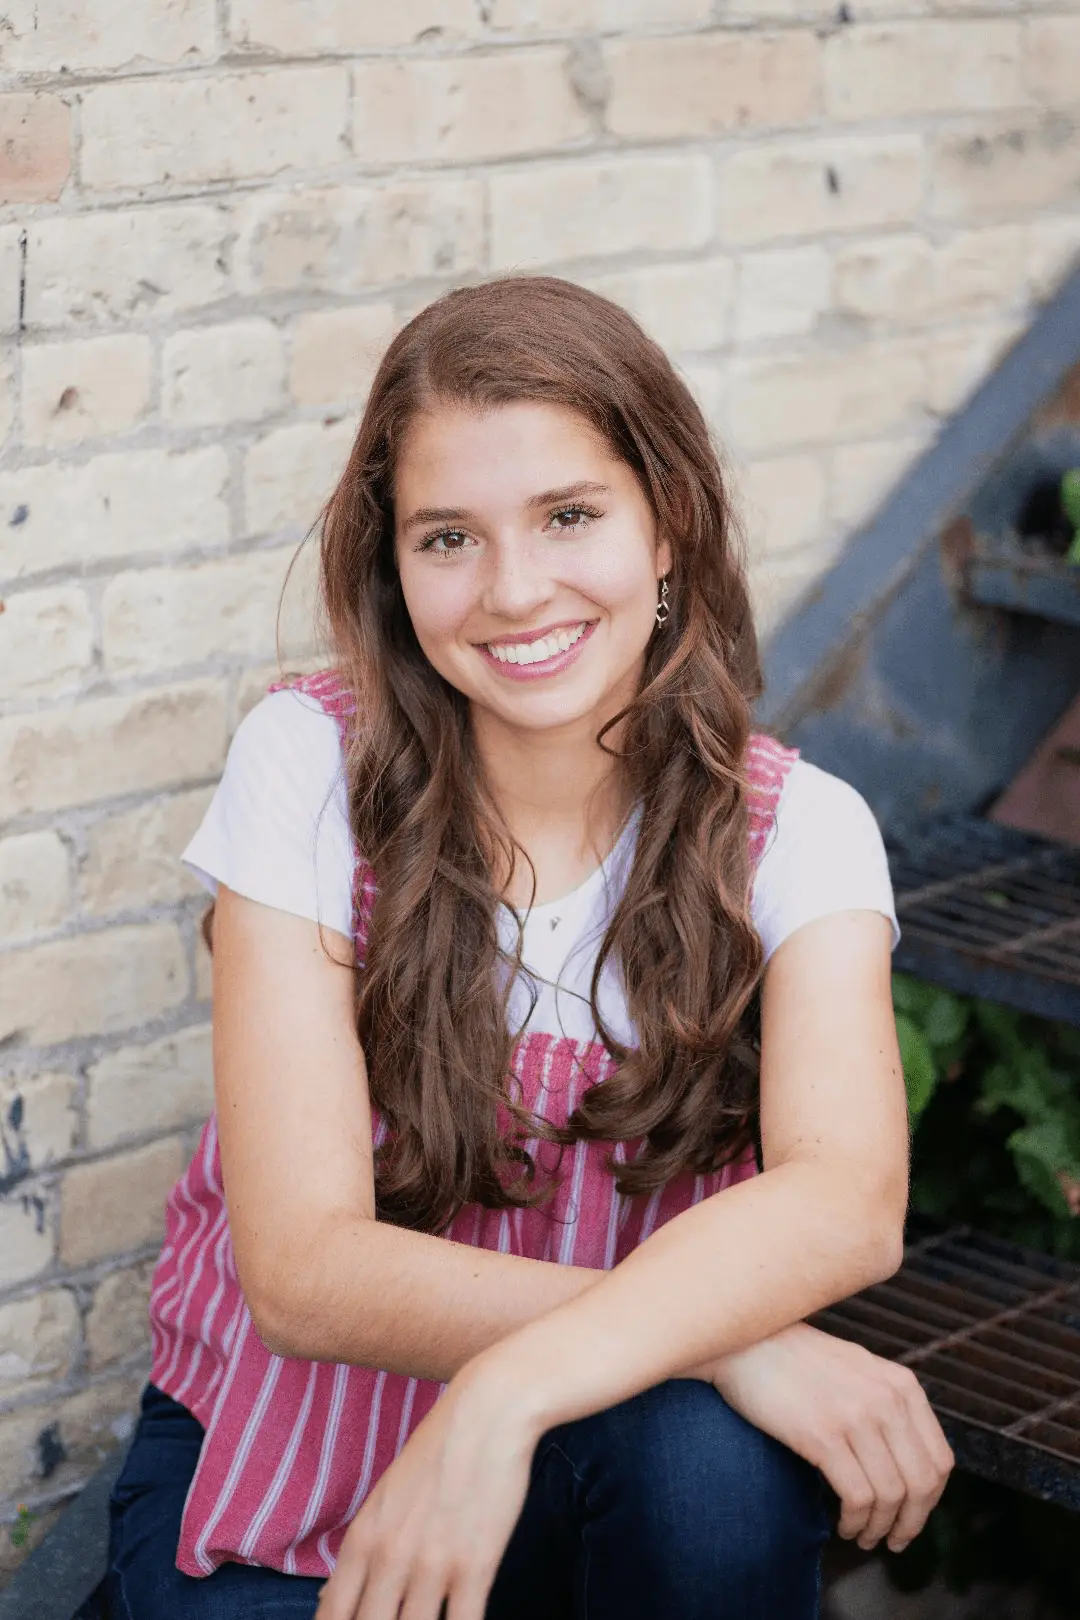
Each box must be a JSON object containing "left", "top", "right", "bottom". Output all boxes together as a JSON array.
[{"left": 2, "top": 0, "right": 1080, "bottom": 1575}]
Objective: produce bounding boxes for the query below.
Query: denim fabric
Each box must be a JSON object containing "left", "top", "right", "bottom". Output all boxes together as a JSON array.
[{"left": 107, "top": 1379, "right": 828, "bottom": 1619}]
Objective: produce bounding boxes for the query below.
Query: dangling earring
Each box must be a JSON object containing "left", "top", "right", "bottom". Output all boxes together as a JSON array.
[{"left": 655, "top": 574, "right": 671, "bottom": 629}]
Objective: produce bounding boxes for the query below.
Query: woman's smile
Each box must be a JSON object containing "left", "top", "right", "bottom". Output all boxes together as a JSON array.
[{"left": 476, "top": 617, "right": 598, "bottom": 679}]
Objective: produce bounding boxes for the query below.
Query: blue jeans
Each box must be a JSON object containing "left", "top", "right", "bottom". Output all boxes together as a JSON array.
[{"left": 107, "top": 1380, "right": 828, "bottom": 1618}]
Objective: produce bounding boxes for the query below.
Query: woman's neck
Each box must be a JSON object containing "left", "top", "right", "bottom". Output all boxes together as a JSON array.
[{"left": 471, "top": 709, "right": 635, "bottom": 905}]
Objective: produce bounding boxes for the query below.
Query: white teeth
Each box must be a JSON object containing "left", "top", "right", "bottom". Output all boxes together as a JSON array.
[{"left": 486, "top": 623, "right": 588, "bottom": 665}]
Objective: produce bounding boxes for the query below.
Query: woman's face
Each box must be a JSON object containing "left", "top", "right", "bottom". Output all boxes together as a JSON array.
[{"left": 393, "top": 399, "right": 672, "bottom": 738}]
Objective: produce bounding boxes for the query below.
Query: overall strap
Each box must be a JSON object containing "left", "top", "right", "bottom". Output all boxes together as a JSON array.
[{"left": 745, "top": 732, "right": 800, "bottom": 869}]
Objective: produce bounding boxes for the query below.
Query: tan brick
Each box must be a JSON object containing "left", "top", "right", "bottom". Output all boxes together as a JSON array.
[
  {"left": 930, "top": 113, "right": 1080, "bottom": 222},
  {"left": 825, "top": 21, "right": 1022, "bottom": 120},
  {"left": 0, "top": 586, "right": 94, "bottom": 703},
  {"left": 733, "top": 245, "right": 830, "bottom": 341},
  {"left": 0, "top": 94, "right": 71, "bottom": 205},
  {"left": 749, "top": 545, "right": 837, "bottom": 640},
  {"left": 724, "top": 0, "right": 837, "bottom": 17},
  {"left": 289, "top": 304, "right": 397, "bottom": 406},
  {"left": 235, "top": 180, "right": 484, "bottom": 296},
  {"left": 1029, "top": 215, "right": 1080, "bottom": 303},
  {"left": 59, "top": 1137, "right": 185, "bottom": 1268},
  {"left": 584, "top": 259, "right": 735, "bottom": 353},
  {"left": 926, "top": 319, "right": 1023, "bottom": 416},
  {"left": 0, "top": 1290, "right": 79, "bottom": 1399},
  {"left": 0, "top": 832, "right": 70, "bottom": 942},
  {"left": 0, "top": 1189, "right": 54, "bottom": 1290},
  {"left": 25, "top": 204, "right": 229, "bottom": 331},
  {"left": 0, "top": 348, "right": 11, "bottom": 453},
  {"left": 195, "top": 934, "right": 213, "bottom": 1002},
  {"left": 0, "top": 225, "right": 22, "bottom": 338},
  {"left": 85, "top": 1260, "right": 157, "bottom": 1370},
  {"left": 80, "top": 790, "right": 211, "bottom": 918},
  {"left": 0, "top": 447, "right": 229, "bottom": 584},
  {"left": 164, "top": 319, "right": 285, "bottom": 427},
  {"left": 0, "top": 1072, "right": 78, "bottom": 1173},
  {"left": 0, "top": 682, "right": 226, "bottom": 823},
  {"left": 245, "top": 419, "right": 355, "bottom": 535},
  {"left": 833, "top": 234, "right": 933, "bottom": 323},
  {"left": 102, "top": 547, "right": 316, "bottom": 676},
  {"left": 87, "top": 1025, "right": 212, "bottom": 1151},
  {"left": 489, "top": 0, "right": 711, "bottom": 27},
  {"left": 0, "top": 924, "right": 187, "bottom": 1048},
  {"left": 353, "top": 48, "right": 589, "bottom": 167},
  {"left": 0, "top": 0, "right": 216, "bottom": 73},
  {"left": 830, "top": 432, "right": 932, "bottom": 531},
  {"left": 229, "top": 0, "right": 479, "bottom": 52},
  {"left": 741, "top": 454, "right": 828, "bottom": 561},
  {"left": 1024, "top": 18, "right": 1080, "bottom": 107},
  {"left": 21, "top": 335, "right": 153, "bottom": 448},
  {"left": 81, "top": 68, "right": 349, "bottom": 194},
  {"left": 727, "top": 341, "right": 927, "bottom": 454},
  {"left": 234, "top": 656, "right": 327, "bottom": 723},
  {"left": 833, "top": 225, "right": 1030, "bottom": 327},
  {"left": 491, "top": 154, "right": 712, "bottom": 268},
  {"left": 719, "top": 135, "right": 923, "bottom": 245},
  {"left": 0, "top": 1371, "right": 144, "bottom": 1505},
  {"left": 607, "top": 31, "right": 820, "bottom": 140}
]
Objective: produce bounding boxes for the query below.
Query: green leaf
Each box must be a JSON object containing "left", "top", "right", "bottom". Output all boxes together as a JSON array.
[
  {"left": 896, "top": 1013, "right": 939, "bottom": 1121},
  {"left": 1006, "top": 1120, "right": 1078, "bottom": 1219},
  {"left": 921, "top": 990, "right": 969, "bottom": 1049},
  {"left": 1067, "top": 531, "right": 1080, "bottom": 567},
  {"left": 1062, "top": 469, "right": 1080, "bottom": 531}
]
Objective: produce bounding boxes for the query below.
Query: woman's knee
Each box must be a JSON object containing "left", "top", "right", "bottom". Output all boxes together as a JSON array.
[{"left": 556, "top": 1377, "right": 828, "bottom": 1577}]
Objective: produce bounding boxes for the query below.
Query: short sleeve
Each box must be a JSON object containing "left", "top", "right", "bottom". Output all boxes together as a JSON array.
[
  {"left": 181, "top": 687, "right": 356, "bottom": 940},
  {"left": 750, "top": 759, "right": 900, "bottom": 962}
]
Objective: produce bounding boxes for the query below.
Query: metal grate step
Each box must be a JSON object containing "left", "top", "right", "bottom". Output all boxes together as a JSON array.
[
  {"left": 966, "top": 553, "right": 1080, "bottom": 630},
  {"left": 888, "top": 816, "right": 1080, "bottom": 1027},
  {"left": 814, "top": 1224, "right": 1080, "bottom": 1510}
]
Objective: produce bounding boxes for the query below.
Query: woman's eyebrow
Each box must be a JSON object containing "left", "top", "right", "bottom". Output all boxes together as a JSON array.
[{"left": 402, "top": 481, "right": 612, "bottom": 533}]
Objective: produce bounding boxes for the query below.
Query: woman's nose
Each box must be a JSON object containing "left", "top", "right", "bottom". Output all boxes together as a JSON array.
[{"left": 480, "top": 538, "right": 551, "bottom": 621}]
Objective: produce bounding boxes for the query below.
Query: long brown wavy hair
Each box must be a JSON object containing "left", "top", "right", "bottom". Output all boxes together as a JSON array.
[{"left": 309, "top": 275, "right": 766, "bottom": 1233}]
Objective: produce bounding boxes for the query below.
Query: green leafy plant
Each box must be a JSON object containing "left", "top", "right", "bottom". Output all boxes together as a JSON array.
[
  {"left": 893, "top": 974, "right": 1080, "bottom": 1238},
  {"left": 887, "top": 977, "right": 1080, "bottom": 1608},
  {"left": 1063, "top": 468, "right": 1080, "bottom": 565}
]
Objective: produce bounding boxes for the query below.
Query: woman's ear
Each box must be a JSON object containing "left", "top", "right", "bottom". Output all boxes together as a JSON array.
[{"left": 657, "top": 536, "right": 674, "bottom": 578}]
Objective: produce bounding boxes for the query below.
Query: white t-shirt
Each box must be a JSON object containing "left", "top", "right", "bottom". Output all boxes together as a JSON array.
[{"left": 183, "top": 688, "right": 900, "bottom": 1046}]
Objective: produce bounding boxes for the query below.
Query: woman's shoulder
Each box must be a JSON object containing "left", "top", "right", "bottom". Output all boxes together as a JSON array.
[
  {"left": 232, "top": 676, "right": 349, "bottom": 781},
  {"left": 750, "top": 755, "right": 900, "bottom": 961},
  {"left": 181, "top": 677, "right": 357, "bottom": 938}
]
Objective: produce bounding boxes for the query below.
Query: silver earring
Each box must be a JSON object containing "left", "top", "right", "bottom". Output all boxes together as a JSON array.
[{"left": 655, "top": 575, "right": 671, "bottom": 629}]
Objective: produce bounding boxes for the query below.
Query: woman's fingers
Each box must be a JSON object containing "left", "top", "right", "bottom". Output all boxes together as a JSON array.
[
  {"left": 395, "top": 1562, "right": 450, "bottom": 1620},
  {"left": 316, "top": 1548, "right": 366, "bottom": 1620},
  {"left": 843, "top": 1420, "right": 908, "bottom": 1549},
  {"left": 877, "top": 1372, "right": 954, "bottom": 1551},
  {"left": 816, "top": 1435, "right": 876, "bottom": 1542},
  {"left": 836, "top": 1370, "right": 953, "bottom": 1553}
]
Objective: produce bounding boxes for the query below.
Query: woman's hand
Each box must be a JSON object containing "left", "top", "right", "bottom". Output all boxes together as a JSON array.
[
  {"left": 706, "top": 1322, "right": 954, "bottom": 1553},
  {"left": 315, "top": 1356, "right": 540, "bottom": 1620}
]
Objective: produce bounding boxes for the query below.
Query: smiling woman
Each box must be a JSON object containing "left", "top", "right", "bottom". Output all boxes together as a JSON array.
[{"left": 105, "top": 277, "right": 952, "bottom": 1620}]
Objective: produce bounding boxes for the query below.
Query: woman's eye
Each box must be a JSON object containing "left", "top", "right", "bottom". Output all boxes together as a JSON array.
[
  {"left": 420, "top": 529, "right": 472, "bottom": 555},
  {"left": 549, "top": 505, "right": 598, "bottom": 531}
]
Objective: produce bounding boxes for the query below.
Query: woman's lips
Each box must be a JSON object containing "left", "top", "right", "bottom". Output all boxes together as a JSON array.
[{"left": 476, "top": 620, "right": 597, "bottom": 682}]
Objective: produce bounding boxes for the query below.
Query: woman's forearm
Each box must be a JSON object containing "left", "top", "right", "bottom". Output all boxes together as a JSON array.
[
  {"left": 474, "top": 1158, "right": 904, "bottom": 1434},
  {"left": 255, "top": 1211, "right": 725, "bottom": 1385},
  {"left": 254, "top": 1214, "right": 607, "bottom": 1380}
]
